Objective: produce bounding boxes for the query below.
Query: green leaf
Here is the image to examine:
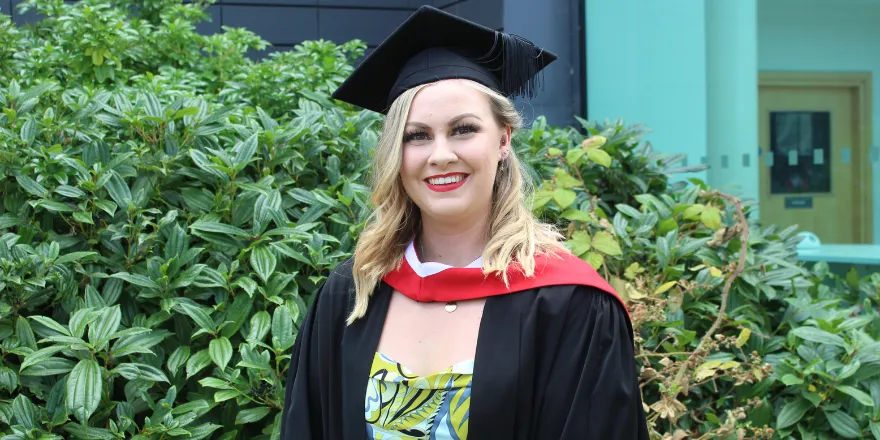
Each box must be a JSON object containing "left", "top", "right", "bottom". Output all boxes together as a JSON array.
[
  {"left": 824, "top": 409, "right": 862, "bottom": 438},
  {"left": 682, "top": 204, "right": 704, "bottom": 220},
  {"left": 173, "top": 106, "right": 200, "bottom": 118},
  {"left": 16, "top": 316, "right": 37, "bottom": 350},
  {"left": 870, "top": 421, "right": 880, "bottom": 440},
  {"left": 189, "top": 149, "right": 229, "bottom": 181},
  {"left": 781, "top": 374, "right": 804, "bottom": 386},
  {"left": 657, "top": 218, "right": 678, "bottom": 236},
  {"left": 12, "top": 394, "right": 37, "bottom": 430},
  {"left": 250, "top": 246, "right": 276, "bottom": 283},
  {"left": 20, "top": 118, "right": 37, "bottom": 144},
  {"left": 20, "top": 345, "right": 67, "bottom": 371},
  {"left": 568, "top": 230, "right": 591, "bottom": 257},
  {"left": 776, "top": 398, "right": 811, "bottom": 429},
  {"left": 0, "top": 214, "right": 20, "bottom": 229},
  {"left": 654, "top": 281, "right": 677, "bottom": 295},
  {"left": 232, "top": 133, "right": 259, "bottom": 169},
  {"left": 247, "top": 311, "right": 272, "bottom": 342},
  {"left": 67, "top": 359, "right": 102, "bottom": 424},
  {"left": 565, "top": 148, "right": 585, "bottom": 165},
  {"left": 583, "top": 252, "right": 604, "bottom": 269},
  {"left": 185, "top": 423, "right": 223, "bottom": 439},
  {"left": 235, "top": 277, "right": 259, "bottom": 297},
  {"left": 235, "top": 407, "right": 271, "bottom": 425},
  {"left": 55, "top": 185, "right": 86, "bottom": 198},
  {"left": 272, "top": 305, "right": 294, "bottom": 351},
  {"left": 186, "top": 349, "right": 212, "bottom": 379},
  {"left": 209, "top": 337, "right": 233, "bottom": 371},
  {"left": 110, "top": 272, "right": 160, "bottom": 290},
  {"left": 533, "top": 190, "right": 553, "bottom": 209},
  {"left": 16, "top": 174, "right": 50, "bottom": 198},
  {"left": 837, "top": 360, "right": 861, "bottom": 381},
  {"left": 20, "top": 358, "right": 75, "bottom": 376},
  {"left": 175, "top": 302, "right": 215, "bottom": 333},
  {"left": 586, "top": 148, "right": 612, "bottom": 167},
  {"left": 111, "top": 329, "right": 169, "bottom": 357},
  {"left": 0, "top": 367, "right": 18, "bottom": 393},
  {"left": 104, "top": 172, "right": 132, "bottom": 208},
  {"left": 167, "top": 346, "right": 191, "bottom": 377},
  {"left": 29, "top": 315, "right": 70, "bottom": 337},
  {"left": 552, "top": 189, "right": 577, "bottom": 209},
  {"left": 553, "top": 168, "right": 581, "bottom": 189},
  {"left": 54, "top": 251, "right": 97, "bottom": 265},
  {"left": 87, "top": 306, "right": 121, "bottom": 349},
  {"left": 792, "top": 326, "right": 847, "bottom": 348},
  {"left": 591, "top": 231, "right": 622, "bottom": 256},
  {"left": 32, "top": 199, "right": 74, "bottom": 212},
  {"left": 199, "top": 377, "right": 232, "bottom": 389},
  {"left": 214, "top": 389, "right": 240, "bottom": 402},
  {"left": 837, "top": 385, "right": 875, "bottom": 407},
  {"left": 190, "top": 221, "right": 250, "bottom": 238},
  {"left": 561, "top": 208, "right": 591, "bottom": 222},
  {"left": 112, "top": 363, "right": 169, "bottom": 383},
  {"left": 221, "top": 293, "right": 254, "bottom": 338},
  {"left": 95, "top": 200, "right": 117, "bottom": 217},
  {"left": 700, "top": 206, "right": 722, "bottom": 230}
]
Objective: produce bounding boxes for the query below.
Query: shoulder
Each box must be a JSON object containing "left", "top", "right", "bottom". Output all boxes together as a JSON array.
[
  {"left": 530, "top": 250, "right": 627, "bottom": 312},
  {"left": 305, "top": 258, "right": 357, "bottom": 319},
  {"left": 319, "top": 257, "right": 356, "bottom": 296}
]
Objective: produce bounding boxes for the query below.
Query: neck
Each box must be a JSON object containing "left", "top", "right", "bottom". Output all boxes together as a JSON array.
[{"left": 417, "top": 215, "right": 489, "bottom": 267}]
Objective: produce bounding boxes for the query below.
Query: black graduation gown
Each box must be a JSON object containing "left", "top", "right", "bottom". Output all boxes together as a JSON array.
[{"left": 280, "top": 259, "right": 649, "bottom": 439}]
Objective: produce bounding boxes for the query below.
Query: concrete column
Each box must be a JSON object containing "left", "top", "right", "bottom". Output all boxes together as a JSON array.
[{"left": 705, "top": 0, "right": 759, "bottom": 201}]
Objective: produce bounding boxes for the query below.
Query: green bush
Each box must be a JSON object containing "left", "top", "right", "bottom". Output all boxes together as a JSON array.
[
  {"left": 2, "top": 0, "right": 879, "bottom": 439},
  {"left": 518, "top": 119, "right": 880, "bottom": 439}
]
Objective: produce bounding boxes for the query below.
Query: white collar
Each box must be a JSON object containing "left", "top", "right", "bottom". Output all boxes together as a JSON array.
[{"left": 405, "top": 240, "right": 483, "bottom": 277}]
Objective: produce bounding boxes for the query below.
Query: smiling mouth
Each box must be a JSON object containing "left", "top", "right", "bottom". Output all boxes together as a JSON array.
[
  {"left": 426, "top": 174, "right": 466, "bottom": 185},
  {"left": 424, "top": 173, "right": 469, "bottom": 192}
]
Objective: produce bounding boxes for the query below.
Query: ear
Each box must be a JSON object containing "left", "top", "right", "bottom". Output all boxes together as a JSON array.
[{"left": 499, "top": 125, "right": 513, "bottom": 156}]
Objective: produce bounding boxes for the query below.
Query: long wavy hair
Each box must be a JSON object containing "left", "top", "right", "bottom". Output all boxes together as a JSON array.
[{"left": 347, "top": 80, "right": 568, "bottom": 324}]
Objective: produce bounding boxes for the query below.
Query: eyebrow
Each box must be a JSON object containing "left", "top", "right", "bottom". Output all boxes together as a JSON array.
[{"left": 406, "top": 113, "right": 483, "bottom": 129}]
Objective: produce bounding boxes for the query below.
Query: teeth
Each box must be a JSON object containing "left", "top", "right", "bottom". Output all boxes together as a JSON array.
[{"left": 428, "top": 175, "right": 465, "bottom": 185}]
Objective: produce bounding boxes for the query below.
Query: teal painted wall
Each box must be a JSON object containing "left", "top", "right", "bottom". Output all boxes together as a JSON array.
[
  {"left": 585, "top": 0, "right": 708, "bottom": 182},
  {"left": 585, "top": 0, "right": 879, "bottom": 243},
  {"left": 758, "top": 0, "right": 880, "bottom": 243}
]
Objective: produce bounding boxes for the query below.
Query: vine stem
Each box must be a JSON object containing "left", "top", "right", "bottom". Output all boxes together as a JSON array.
[{"left": 671, "top": 190, "right": 749, "bottom": 397}]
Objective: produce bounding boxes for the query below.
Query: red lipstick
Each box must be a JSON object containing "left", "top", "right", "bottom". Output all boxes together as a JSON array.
[{"left": 424, "top": 173, "right": 468, "bottom": 193}]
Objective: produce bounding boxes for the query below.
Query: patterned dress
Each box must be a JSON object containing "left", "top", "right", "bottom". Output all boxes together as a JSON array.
[{"left": 365, "top": 352, "right": 473, "bottom": 439}]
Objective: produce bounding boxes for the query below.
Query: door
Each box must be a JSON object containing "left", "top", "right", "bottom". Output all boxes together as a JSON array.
[{"left": 758, "top": 83, "right": 869, "bottom": 244}]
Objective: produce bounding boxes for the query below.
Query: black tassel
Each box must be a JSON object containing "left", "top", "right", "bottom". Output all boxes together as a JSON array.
[
  {"left": 499, "top": 32, "right": 544, "bottom": 99},
  {"left": 471, "top": 31, "right": 545, "bottom": 100}
]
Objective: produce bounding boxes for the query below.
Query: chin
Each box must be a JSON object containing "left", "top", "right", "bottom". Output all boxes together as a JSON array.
[{"left": 418, "top": 199, "right": 473, "bottom": 222}]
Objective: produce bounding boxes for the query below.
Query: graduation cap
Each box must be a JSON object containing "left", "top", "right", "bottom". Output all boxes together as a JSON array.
[{"left": 331, "top": 5, "right": 557, "bottom": 114}]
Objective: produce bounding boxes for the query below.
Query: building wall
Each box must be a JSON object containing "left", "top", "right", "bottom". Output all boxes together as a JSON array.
[
  {"left": 504, "top": 0, "right": 584, "bottom": 128},
  {"left": 584, "top": 0, "right": 709, "bottom": 182},
  {"left": 758, "top": 0, "right": 880, "bottom": 243}
]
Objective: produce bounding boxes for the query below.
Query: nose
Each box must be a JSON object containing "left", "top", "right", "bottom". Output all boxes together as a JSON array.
[{"left": 428, "top": 136, "right": 458, "bottom": 168}]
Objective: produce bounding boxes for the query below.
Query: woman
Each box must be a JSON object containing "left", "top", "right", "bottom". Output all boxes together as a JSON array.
[{"left": 281, "top": 5, "right": 648, "bottom": 439}]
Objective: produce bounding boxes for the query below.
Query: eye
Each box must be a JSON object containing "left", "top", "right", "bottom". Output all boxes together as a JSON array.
[
  {"left": 452, "top": 123, "right": 480, "bottom": 136},
  {"left": 403, "top": 130, "right": 429, "bottom": 143}
]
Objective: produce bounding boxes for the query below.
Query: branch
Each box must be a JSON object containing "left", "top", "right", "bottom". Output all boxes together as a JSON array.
[{"left": 671, "top": 190, "right": 749, "bottom": 396}]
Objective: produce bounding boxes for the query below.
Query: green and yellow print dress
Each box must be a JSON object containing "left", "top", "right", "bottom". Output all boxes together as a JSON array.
[{"left": 365, "top": 352, "right": 473, "bottom": 439}]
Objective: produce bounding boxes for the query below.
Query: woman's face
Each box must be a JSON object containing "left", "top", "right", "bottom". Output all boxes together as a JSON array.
[{"left": 399, "top": 80, "right": 509, "bottom": 226}]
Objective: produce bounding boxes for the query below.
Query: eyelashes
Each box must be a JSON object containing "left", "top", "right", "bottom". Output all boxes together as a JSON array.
[{"left": 403, "top": 123, "right": 481, "bottom": 143}]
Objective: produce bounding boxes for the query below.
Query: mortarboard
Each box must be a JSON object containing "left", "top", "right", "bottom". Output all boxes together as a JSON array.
[{"left": 330, "top": 5, "right": 557, "bottom": 115}]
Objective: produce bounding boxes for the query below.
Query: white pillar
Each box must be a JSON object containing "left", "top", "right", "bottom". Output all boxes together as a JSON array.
[{"left": 706, "top": 0, "right": 759, "bottom": 201}]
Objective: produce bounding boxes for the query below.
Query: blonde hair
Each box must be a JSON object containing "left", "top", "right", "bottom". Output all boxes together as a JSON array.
[{"left": 347, "top": 80, "right": 568, "bottom": 324}]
